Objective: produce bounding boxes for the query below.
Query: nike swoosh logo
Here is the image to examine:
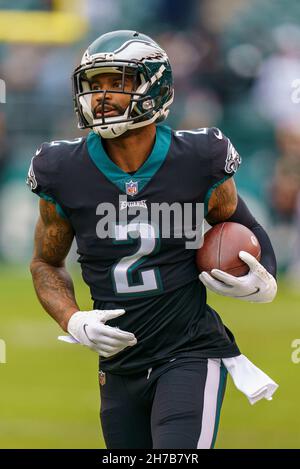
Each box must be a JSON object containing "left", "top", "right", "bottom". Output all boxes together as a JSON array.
[
  {"left": 213, "top": 129, "right": 223, "bottom": 140},
  {"left": 235, "top": 287, "right": 260, "bottom": 298},
  {"left": 83, "top": 323, "right": 97, "bottom": 344}
]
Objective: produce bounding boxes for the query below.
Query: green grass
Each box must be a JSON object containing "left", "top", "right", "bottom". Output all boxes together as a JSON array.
[{"left": 0, "top": 266, "right": 299, "bottom": 448}]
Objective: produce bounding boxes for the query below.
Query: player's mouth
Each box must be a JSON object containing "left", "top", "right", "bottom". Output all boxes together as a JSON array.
[{"left": 95, "top": 106, "right": 119, "bottom": 118}]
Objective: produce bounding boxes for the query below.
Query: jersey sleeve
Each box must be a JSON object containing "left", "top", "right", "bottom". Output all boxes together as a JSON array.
[
  {"left": 203, "top": 127, "right": 241, "bottom": 215},
  {"left": 26, "top": 142, "right": 60, "bottom": 203},
  {"left": 208, "top": 127, "right": 241, "bottom": 186}
]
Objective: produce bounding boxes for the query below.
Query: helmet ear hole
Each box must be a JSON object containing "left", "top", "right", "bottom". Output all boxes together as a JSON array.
[{"left": 159, "top": 86, "right": 169, "bottom": 96}]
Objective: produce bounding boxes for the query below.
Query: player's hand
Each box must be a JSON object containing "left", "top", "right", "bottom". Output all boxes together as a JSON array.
[
  {"left": 199, "top": 251, "right": 277, "bottom": 303},
  {"left": 67, "top": 309, "right": 137, "bottom": 357}
]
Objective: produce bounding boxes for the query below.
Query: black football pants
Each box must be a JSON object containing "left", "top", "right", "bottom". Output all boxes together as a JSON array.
[{"left": 99, "top": 357, "right": 227, "bottom": 449}]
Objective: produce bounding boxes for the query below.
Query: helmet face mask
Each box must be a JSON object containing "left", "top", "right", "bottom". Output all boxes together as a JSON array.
[{"left": 72, "top": 31, "right": 174, "bottom": 138}]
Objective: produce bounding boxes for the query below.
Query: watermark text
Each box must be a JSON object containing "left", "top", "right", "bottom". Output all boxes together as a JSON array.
[
  {"left": 0, "top": 78, "right": 6, "bottom": 103},
  {"left": 0, "top": 339, "right": 6, "bottom": 364}
]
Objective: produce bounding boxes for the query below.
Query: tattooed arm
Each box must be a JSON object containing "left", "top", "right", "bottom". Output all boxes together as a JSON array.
[
  {"left": 206, "top": 177, "right": 238, "bottom": 225},
  {"left": 30, "top": 199, "right": 79, "bottom": 332},
  {"left": 30, "top": 199, "right": 137, "bottom": 354}
]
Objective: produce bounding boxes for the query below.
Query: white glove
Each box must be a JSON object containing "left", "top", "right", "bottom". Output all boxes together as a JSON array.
[
  {"left": 67, "top": 309, "right": 137, "bottom": 357},
  {"left": 199, "top": 251, "right": 277, "bottom": 303}
]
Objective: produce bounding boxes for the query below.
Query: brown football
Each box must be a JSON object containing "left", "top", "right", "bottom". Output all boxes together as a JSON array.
[{"left": 196, "top": 222, "right": 261, "bottom": 277}]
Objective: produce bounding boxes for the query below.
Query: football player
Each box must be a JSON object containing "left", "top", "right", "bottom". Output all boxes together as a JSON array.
[{"left": 27, "top": 30, "right": 277, "bottom": 449}]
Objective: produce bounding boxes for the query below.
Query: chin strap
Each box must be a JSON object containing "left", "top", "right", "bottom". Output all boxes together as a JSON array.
[{"left": 92, "top": 122, "right": 129, "bottom": 139}]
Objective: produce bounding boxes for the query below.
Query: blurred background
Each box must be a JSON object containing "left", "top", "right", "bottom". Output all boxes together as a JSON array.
[{"left": 0, "top": 0, "right": 299, "bottom": 449}]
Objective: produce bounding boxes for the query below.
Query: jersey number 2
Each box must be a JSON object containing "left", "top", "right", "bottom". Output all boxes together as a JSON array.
[{"left": 112, "top": 222, "right": 162, "bottom": 296}]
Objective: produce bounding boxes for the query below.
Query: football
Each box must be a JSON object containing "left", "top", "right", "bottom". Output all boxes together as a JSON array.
[{"left": 196, "top": 222, "right": 261, "bottom": 277}]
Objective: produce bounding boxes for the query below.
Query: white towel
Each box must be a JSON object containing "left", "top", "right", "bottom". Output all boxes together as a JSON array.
[
  {"left": 58, "top": 335, "right": 79, "bottom": 344},
  {"left": 222, "top": 354, "right": 279, "bottom": 405}
]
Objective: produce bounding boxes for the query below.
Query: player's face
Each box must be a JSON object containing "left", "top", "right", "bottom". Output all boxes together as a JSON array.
[{"left": 90, "top": 73, "right": 136, "bottom": 119}]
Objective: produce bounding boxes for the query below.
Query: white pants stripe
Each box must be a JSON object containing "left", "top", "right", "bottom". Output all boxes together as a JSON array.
[{"left": 197, "top": 358, "right": 221, "bottom": 449}]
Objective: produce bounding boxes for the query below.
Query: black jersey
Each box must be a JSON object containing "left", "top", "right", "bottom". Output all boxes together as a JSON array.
[{"left": 27, "top": 125, "right": 242, "bottom": 374}]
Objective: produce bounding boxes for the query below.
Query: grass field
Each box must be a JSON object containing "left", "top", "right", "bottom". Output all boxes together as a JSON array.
[{"left": 0, "top": 265, "right": 299, "bottom": 448}]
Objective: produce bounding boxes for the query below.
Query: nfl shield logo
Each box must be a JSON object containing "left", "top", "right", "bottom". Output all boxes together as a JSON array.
[{"left": 126, "top": 180, "right": 139, "bottom": 196}]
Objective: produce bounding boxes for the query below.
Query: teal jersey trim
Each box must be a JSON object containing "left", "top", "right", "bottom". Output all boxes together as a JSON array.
[
  {"left": 86, "top": 125, "right": 172, "bottom": 195},
  {"left": 39, "top": 192, "right": 68, "bottom": 219},
  {"left": 204, "top": 175, "right": 232, "bottom": 217},
  {"left": 211, "top": 362, "right": 227, "bottom": 449}
]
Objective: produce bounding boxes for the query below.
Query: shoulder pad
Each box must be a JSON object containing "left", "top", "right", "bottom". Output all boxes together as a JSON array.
[
  {"left": 26, "top": 137, "right": 84, "bottom": 195},
  {"left": 208, "top": 127, "right": 241, "bottom": 179}
]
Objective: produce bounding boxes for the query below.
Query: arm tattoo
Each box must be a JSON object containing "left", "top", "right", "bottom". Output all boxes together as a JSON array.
[
  {"left": 30, "top": 200, "right": 79, "bottom": 331},
  {"left": 206, "top": 177, "right": 238, "bottom": 225}
]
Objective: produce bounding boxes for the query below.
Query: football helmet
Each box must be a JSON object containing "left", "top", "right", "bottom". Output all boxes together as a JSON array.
[{"left": 72, "top": 30, "right": 174, "bottom": 138}]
